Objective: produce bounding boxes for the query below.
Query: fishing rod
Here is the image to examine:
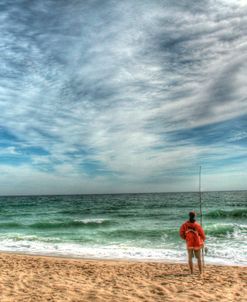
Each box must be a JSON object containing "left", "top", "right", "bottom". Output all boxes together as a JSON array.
[
  {"left": 199, "top": 166, "right": 205, "bottom": 268},
  {"left": 199, "top": 166, "right": 202, "bottom": 225}
]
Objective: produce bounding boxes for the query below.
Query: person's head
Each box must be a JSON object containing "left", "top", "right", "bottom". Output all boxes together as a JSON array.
[{"left": 189, "top": 211, "right": 196, "bottom": 223}]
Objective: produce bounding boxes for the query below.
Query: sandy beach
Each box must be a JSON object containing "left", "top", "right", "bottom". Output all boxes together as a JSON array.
[{"left": 0, "top": 253, "right": 246, "bottom": 302}]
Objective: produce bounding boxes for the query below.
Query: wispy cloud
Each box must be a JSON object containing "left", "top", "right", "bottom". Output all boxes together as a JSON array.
[{"left": 0, "top": 0, "right": 246, "bottom": 194}]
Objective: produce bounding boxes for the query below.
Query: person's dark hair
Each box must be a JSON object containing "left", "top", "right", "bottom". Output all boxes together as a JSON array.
[{"left": 189, "top": 211, "right": 196, "bottom": 223}]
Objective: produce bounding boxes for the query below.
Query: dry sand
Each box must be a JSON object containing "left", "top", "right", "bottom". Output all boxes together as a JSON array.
[{"left": 0, "top": 253, "right": 246, "bottom": 302}]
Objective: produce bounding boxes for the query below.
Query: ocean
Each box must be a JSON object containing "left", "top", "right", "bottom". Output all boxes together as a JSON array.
[{"left": 0, "top": 191, "right": 246, "bottom": 265}]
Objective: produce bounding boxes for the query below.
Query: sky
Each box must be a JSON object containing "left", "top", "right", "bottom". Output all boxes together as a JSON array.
[{"left": 0, "top": 0, "right": 247, "bottom": 195}]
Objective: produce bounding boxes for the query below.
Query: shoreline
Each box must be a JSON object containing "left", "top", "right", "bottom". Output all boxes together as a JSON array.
[
  {"left": 0, "top": 252, "right": 246, "bottom": 301},
  {"left": 1, "top": 250, "right": 246, "bottom": 267}
]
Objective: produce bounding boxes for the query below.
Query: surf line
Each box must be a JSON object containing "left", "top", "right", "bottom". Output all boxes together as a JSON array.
[{"left": 199, "top": 166, "right": 205, "bottom": 268}]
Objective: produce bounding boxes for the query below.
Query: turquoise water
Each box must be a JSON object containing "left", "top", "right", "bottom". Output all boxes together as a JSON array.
[{"left": 0, "top": 191, "right": 246, "bottom": 265}]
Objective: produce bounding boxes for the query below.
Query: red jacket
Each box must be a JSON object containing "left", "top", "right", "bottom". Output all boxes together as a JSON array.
[{"left": 180, "top": 221, "right": 206, "bottom": 250}]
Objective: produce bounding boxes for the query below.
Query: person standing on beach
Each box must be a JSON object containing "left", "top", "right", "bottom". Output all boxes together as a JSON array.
[{"left": 179, "top": 211, "right": 206, "bottom": 275}]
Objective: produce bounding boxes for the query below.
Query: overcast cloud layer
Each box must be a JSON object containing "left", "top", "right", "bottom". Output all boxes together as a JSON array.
[{"left": 0, "top": 0, "right": 247, "bottom": 195}]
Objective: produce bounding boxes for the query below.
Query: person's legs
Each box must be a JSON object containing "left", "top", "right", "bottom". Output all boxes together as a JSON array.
[
  {"left": 194, "top": 249, "right": 202, "bottom": 274},
  {"left": 187, "top": 249, "right": 194, "bottom": 274}
]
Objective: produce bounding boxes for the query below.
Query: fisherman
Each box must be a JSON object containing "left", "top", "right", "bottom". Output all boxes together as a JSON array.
[{"left": 179, "top": 211, "right": 206, "bottom": 275}]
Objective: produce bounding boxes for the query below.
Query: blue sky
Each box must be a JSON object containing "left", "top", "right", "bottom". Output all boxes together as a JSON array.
[{"left": 0, "top": 0, "right": 247, "bottom": 195}]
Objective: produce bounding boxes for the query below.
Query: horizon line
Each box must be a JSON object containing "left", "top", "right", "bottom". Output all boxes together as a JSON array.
[{"left": 0, "top": 189, "right": 246, "bottom": 198}]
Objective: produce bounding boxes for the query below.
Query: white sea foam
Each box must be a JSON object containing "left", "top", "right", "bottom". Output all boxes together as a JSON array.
[
  {"left": 73, "top": 218, "right": 109, "bottom": 224},
  {"left": 0, "top": 238, "right": 246, "bottom": 266}
]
